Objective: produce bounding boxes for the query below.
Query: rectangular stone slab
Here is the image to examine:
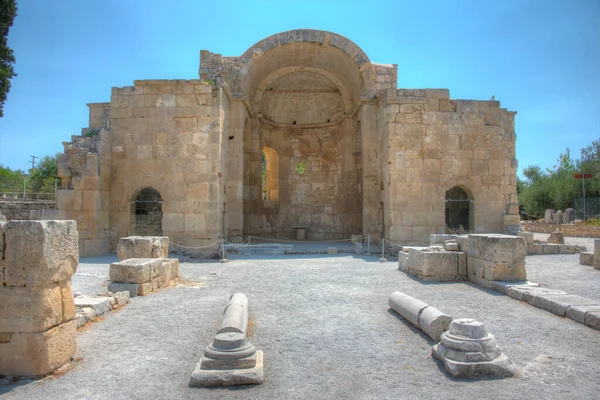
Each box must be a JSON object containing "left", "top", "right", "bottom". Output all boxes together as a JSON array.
[
  {"left": 74, "top": 296, "right": 112, "bottom": 317},
  {"left": 3, "top": 220, "right": 79, "bottom": 287},
  {"left": 200, "top": 353, "right": 257, "bottom": 369},
  {"left": 532, "top": 294, "right": 600, "bottom": 317},
  {"left": 407, "top": 249, "right": 460, "bottom": 281},
  {"left": 109, "top": 258, "right": 163, "bottom": 284},
  {"left": 107, "top": 282, "right": 139, "bottom": 297},
  {"left": 468, "top": 234, "right": 526, "bottom": 264},
  {"left": 0, "top": 319, "right": 76, "bottom": 376},
  {"left": 117, "top": 236, "right": 170, "bottom": 261},
  {"left": 190, "top": 351, "right": 263, "bottom": 387}
]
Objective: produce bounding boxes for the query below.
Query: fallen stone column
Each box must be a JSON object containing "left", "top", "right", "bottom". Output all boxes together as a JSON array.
[
  {"left": 0, "top": 220, "right": 79, "bottom": 376},
  {"left": 190, "top": 293, "right": 263, "bottom": 387},
  {"left": 388, "top": 292, "right": 452, "bottom": 341}
]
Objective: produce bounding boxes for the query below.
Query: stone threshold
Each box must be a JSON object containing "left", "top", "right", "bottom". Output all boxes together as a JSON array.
[{"left": 484, "top": 281, "right": 600, "bottom": 331}]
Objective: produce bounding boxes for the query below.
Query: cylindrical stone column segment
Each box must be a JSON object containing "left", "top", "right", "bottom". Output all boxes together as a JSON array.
[
  {"left": 388, "top": 291, "right": 453, "bottom": 342},
  {"left": 419, "top": 306, "right": 452, "bottom": 342},
  {"left": 388, "top": 292, "right": 429, "bottom": 329},
  {"left": 218, "top": 293, "right": 249, "bottom": 335}
]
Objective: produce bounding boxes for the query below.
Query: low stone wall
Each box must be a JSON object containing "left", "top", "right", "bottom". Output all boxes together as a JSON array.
[
  {"left": 0, "top": 220, "right": 79, "bottom": 376},
  {"left": 521, "top": 222, "right": 600, "bottom": 238},
  {"left": 0, "top": 201, "right": 56, "bottom": 221}
]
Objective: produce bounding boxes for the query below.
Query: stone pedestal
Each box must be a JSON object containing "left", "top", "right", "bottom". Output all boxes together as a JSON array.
[
  {"left": 432, "top": 319, "right": 515, "bottom": 378},
  {"left": 190, "top": 293, "right": 263, "bottom": 387}
]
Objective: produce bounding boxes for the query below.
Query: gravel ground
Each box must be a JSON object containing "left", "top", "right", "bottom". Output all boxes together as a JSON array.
[{"left": 2, "top": 253, "right": 600, "bottom": 399}]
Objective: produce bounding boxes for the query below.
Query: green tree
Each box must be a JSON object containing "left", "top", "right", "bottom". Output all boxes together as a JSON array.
[
  {"left": 0, "top": 163, "right": 26, "bottom": 192},
  {"left": 29, "top": 155, "right": 60, "bottom": 193},
  {"left": 576, "top": 139, "right": 600, "bottom": 198},
  {"left": 0, "top": 0, "right": 17, "bottom": 117},
  {"left": 519, "top": 165, "right": 552, "bottom": 219},
  {"left": 519, "top": 140, "right": 600, "bottom": 219},
  {"left": 548, "top": 148, "right": 578, "bottom": 211}
]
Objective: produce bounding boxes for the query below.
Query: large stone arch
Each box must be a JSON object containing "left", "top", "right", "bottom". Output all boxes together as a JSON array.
[
  {"left": 238, "top": 29, "right": 377, "bottom": 101},
  {"left": 235, "top": 30, "right": 370, "bottom": 239}
]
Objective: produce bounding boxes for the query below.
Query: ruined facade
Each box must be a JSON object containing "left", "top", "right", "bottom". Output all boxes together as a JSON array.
[{"left": 56, "top": 29, "right": 519, "bottom": 256}]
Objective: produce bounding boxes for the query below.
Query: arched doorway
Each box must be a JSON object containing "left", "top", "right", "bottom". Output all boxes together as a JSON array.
[
  {"left": 445, "top": 186, "right": 473, "bottom": 233},
  {"left": 131, "top": 187, "right": 163, "bottom": 236}
]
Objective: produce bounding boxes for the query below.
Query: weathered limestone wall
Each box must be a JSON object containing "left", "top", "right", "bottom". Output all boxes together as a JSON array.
[
  {"left": 0, "top": 220, "right": 79, "bottom": 376},
  {"left": 522, "top": 222, "right": 600, "bottom": 238},
  {"left": 0, "top": 201, "right": 56, "bottom": 221},
  {"left": 244, "top": 120, "right": 362, "bottom": 239},
  {"left": 107, "top": 80, "right": 224, "bottom": 251},
  {"left": 57, "top": 127, "right": 111, "bottom": 256},
  {"left": 381, "top": 89, "right": 519, "bottom": 245}
]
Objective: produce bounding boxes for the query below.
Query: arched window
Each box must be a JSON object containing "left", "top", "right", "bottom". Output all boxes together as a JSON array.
[
  {"left": 131, "top": 187, "right": 163, "bottom": 235},
  {"left": 445, "top": 186, "right": 473, "bottom": 233},
  {"left": 262, "top": 147, "right": 279, "bottom": 202}
]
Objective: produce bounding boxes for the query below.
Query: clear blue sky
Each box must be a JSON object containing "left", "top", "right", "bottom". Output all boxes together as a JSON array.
[{"left": 0, "top": 0, "right": 598, "bottom": 174}]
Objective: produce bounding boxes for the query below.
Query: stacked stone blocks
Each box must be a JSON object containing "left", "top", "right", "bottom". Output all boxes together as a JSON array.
[
  {"left": 0, "top": 220, "right": 79, "bottom": 376},
  {"left": 108, "top": 236, "right": 179, "bottom": 296},
  {"left": 399, "top": 233, "right": 526, "bottom": 284},
  {"left": 464, "top": 234, "right": 526, "bottom": 283}
]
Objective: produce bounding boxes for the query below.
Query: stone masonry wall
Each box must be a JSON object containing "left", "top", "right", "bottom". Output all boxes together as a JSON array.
[
  {"left": 57, "top": 128, "right": 111, "bottom": 256},
  {"left": 381, "top": 89, "right": 519, "bottom": 245},
  {"left": 522, "top": 222, "right": 600, "bottom": 238},
  {"left": 244, "top": 120, "right": 362, "bottom": 239},
  {"left": 0, "top": 201, "right": 55, "bottom": 221},
  {"left": 107, "top": 80, "right": 224, "bottom": 252}
]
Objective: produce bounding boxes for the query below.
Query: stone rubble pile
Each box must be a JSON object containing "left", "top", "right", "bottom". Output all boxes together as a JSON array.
[
  {"left": 190, "top": 293, "right": 264, "bottom": 386},
  {"left": 0, "top": 220, "right": 79, "bottom": 376},
  {"left": 73, "top": 290, "right": 131, "bottom": 328}
]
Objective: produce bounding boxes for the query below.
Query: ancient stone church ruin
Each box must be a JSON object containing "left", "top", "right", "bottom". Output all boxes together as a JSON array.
[{"left": 56, "top": 29, "right": 519, "bottom": 256}]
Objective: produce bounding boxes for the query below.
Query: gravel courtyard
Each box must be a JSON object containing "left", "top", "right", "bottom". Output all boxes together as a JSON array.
[{"left": 1, "top": 250, "right": 599, "bottom": 400}]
